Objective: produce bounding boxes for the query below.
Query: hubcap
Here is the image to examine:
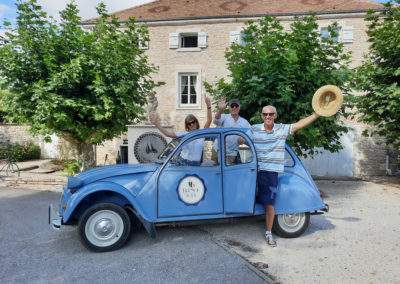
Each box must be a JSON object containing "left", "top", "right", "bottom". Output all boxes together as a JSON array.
[
  {"left": 277, "top": 213, "right": 306, "bottom": 233},
  {"left": 283, "top": 214, "right": 301, "bottom": 227},
  {"left": 85, "top": 210, "right": 124, "bottom": 247},
  {"left": 94, "top": 218, "right": 116, "bottom": 237}
]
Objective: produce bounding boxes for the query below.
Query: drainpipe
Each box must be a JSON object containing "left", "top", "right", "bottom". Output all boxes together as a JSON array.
[{"left": 386, "top": 140, "right": 400, "bottom": 175}]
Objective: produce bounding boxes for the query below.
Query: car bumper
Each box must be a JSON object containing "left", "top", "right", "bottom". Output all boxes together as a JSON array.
[{"left": 48, "top": 204, "right": 61, "bottom": 230}]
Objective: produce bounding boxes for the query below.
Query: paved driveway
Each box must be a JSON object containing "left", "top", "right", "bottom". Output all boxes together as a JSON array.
[
  {"left": 1, "top": 180, "right": 399, "bottom": 283},
  {"left": 201, "top": 180, "right": 400, "bottom": 283},
  {"left": 0, "top": 187, "right": 269, "bottom": 284}
]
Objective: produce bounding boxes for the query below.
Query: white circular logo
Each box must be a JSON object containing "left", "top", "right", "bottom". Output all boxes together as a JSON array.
[{"left": 178, "top": 176, "right": 205, "bottom": 205}]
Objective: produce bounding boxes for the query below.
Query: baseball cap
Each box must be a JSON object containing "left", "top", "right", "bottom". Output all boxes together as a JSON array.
[{"left": 228, "top": 98, "right": 240, "bottom": 106}]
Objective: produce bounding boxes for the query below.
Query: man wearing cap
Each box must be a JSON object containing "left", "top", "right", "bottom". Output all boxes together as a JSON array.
[
  {"left": 212, "top": 96, "right": 251, "bottom": 165},
  {"left": 242, "top": 105, "right": 320, "bottom": 247}
]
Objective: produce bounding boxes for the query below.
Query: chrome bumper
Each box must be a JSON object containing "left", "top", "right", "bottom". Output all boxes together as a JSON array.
[{"left": 49, "top": 204, "right": 61, "bottom": 230}]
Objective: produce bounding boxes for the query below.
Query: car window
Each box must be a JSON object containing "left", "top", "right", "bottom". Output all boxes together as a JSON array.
[
  {"left": 284, "top": 149, "right": 295, "bottom": 167},
  {"left": 156, "top": 137, "right": 181, "bottom": 163},
  {"left": 238, "top": 144, "right": 253, "bottom": 164},
  {"left": 170, "top": 136, "right": 219, "bottom": 167},
  {"left": 224, "top": 133, "right": 253, "bottom": 166}
]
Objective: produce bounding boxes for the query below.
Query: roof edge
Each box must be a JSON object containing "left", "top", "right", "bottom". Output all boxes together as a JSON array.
[{"left": 81, "top": 8, "right": 387, "bottom": 26}]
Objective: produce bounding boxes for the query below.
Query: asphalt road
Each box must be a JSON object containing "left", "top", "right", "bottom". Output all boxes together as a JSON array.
[
  {"left": 1, "top": 180, "right": 400, "bottom": 283},
  {"left": 0, "top": 187, "right": 269, "bottom": 284}
]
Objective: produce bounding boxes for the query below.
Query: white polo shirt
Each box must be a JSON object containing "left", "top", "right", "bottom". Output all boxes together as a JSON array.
[{"left": 213, "top": 114, "right": 251, "bottom": 156}]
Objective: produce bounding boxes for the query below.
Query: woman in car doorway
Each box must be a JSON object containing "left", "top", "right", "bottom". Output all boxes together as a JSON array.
[{"left": 149, "top": 95, "right": 212, "bottom": 166}]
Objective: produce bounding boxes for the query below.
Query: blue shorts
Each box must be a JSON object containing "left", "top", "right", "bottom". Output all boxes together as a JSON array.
[{"left": 257, "top": 171, "right": 279, "bottom": 205}]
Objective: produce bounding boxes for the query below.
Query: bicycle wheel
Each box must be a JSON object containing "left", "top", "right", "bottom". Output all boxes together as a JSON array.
[{"left": 6, "top": 162, "right": 20, "bottom": 177}]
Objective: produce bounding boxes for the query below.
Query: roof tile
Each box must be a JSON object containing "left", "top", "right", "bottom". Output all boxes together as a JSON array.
[{"left": 84, "top": 0, "right": 385, "bottom": 22}]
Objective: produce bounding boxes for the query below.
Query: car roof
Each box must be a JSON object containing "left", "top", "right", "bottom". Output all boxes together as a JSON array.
[{"left": 180, "top": 127, "right": 250, "bottom": 137}]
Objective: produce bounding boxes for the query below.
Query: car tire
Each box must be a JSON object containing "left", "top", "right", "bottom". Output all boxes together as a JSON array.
[
  {"left": 78, "top": 203, "right": 131, "bottom": 252},
  {"left": 272, "top": 212, "right": 310, "bottom": 238}
]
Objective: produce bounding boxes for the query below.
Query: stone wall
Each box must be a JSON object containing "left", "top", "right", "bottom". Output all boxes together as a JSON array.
[
  {"left": 353, "top": 123, "right": 396, "bottom": 178},
  {"left": 95, "top": 134, "right": 128, "bottom": 166},
  {"left": 0, "top": 123, "right": 40, "bottom": 146}
]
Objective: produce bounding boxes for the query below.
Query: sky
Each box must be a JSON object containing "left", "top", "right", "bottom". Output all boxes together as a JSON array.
[
  {"left": 0, "top": 0, "right": 155, "bottom": 37},
  {"left": 0, "top": 0, "right": 390, "bottom": 37}
]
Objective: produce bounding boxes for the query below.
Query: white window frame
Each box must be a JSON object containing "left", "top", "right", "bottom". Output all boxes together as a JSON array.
[
  {"left": 319, "top": 24, "right": 354, "bottom": 43},
  {"left": 177, "top": 71, "right": 201, "bottom": 109},
  {"left": 319, "top": 26, "right": 340, "bottom": 42},
  {"left": 180, "top": 33, "right": 198, "bottom": 48},
  {"left": 230, "top": 29, "right": 247, "bottom": 46},
  {"left": 169, "top": 29, "right": 207, "bottom": 51}
]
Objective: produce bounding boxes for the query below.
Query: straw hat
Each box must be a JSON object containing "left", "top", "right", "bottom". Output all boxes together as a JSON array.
[{"left": 312, "top": 85, "right": 343, "bottom": 117}]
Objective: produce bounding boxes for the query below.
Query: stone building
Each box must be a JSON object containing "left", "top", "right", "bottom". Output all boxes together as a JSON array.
[
  {"left": 1, "top": 0, "right": 395, "bottom": 176},
  {"left": 51, "top": 0, "right": 392, "bottom": 178}
]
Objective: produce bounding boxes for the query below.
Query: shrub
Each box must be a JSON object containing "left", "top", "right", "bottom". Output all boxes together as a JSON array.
[{"left": 0, "top": 141, "right": 41, "bottom": 162}]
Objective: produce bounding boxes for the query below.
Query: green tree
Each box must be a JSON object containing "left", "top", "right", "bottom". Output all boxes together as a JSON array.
[
  {"left": 205, "top": 15, "right": 351, "bottom": 157},
  {"left": 351, "top": 0, "right": 400, "bottom": 150},
  {"left": 0, "top": 0, "right": 162, "bottom": 170}
]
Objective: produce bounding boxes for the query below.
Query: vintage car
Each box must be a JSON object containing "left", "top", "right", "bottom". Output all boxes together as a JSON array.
[{"left": 49, "top": 128, "right": 328, "bottom": 252}]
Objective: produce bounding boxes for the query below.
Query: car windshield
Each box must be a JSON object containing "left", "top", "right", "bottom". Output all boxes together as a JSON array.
[{"left": 155, "top": 137, "right": 182, "bottom": 164}]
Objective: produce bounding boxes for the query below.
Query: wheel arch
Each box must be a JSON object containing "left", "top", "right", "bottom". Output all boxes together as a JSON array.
[
  {"left": 274, "top": 173, "right": 325, "bottom": 215},
  {"left": 63, "top": 181, "right": 144, "bottom": 223}
]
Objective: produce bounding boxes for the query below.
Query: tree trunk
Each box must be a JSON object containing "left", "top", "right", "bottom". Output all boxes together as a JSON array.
[
  {"left": 74, "top": 142, "right": 96, "bottom": 172},
  {"left": 62, "top": 133, "right": 96, "bottom": 172}
]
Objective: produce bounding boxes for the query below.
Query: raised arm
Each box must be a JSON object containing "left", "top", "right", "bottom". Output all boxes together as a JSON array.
[
  {"left": 291, "top": 113, "right": 320, "bottom": 134},
  {"left": 149, "top": 112, "right": 177, "bottom": 138},
  {"left": 204, "top": 95, "right": 212, "bottom": 128},
  {"left": 215, "top": 96, "right": 228, "bottom": 120}
]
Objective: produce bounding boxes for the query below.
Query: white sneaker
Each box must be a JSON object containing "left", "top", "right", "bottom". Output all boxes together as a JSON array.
[{"left": 265, "top": 234, "right": 277, "bottom": 247}]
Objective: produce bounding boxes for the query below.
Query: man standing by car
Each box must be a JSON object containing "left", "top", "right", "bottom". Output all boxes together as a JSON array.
[
  {"left": 244, "top": 105, "right": 320, "bottom": 247},
  {"left": 212, "top": 97, "right": 251, "bottom": 164}
]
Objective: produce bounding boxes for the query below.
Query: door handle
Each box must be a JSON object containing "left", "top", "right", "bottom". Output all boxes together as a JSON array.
[
  {"left": 250, "top": 167, "right": 255, "bottom": 171},
  {"left": 216, "top": 171, "right": 220, "bottom": 175}
]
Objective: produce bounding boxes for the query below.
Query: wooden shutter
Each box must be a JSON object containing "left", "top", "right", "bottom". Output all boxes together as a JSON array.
[
  {"left": 169, "top": 33, "right": 179, "bottom": 49},
  {"left": 230, "top": 31, "right": 241, "bottom": 45},
  {"left": 198, "top": 32, "right": 207, "bottom": 48},
  {"left": 342, "top": 26, "right": 354, "bottom": 43}
]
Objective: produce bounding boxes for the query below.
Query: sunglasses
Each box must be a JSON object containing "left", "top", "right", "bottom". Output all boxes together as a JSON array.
[
  {"left": 230, "top": 104, "right": 239, "bottom": 108},
  {"left": 186, "top": 120, "right": 197, "bottom": 126},
  {"left": 262, "top": 112, "right": 275, "bottom": 117}
]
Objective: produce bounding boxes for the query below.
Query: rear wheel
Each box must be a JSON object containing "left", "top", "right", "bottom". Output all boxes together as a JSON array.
[
  {"left": 78, "top": 203, "right": 131, "bottom": 252},
  {"left": 273, "top": 212, "right": 310, "bottom": 238}
]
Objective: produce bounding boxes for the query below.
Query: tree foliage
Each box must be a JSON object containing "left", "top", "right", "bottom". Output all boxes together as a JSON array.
[
  {"left": 205, "top": 15, "right": 351, "bottom": 157},
  {"left": 0, "top": 0, "right": 162, "bottom": 170},
  {"left": 351, "top": 0, "right": 400, "bottom": 150}
]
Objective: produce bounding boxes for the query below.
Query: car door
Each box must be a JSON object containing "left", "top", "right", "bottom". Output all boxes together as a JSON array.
[
  {"left": 157, "top": 134, "right": 223, "bottom": 218},
  {"left": 222, "top": 131, "right": 258, "bottom": 214}
]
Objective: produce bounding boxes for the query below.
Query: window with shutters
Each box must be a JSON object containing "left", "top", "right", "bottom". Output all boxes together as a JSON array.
[
  {"left": 169, "top": 29, "right": 207, "bottom": 50},
  {"left": 229, "top": 30, "right": 249, "bottom": 46},
  {"left": 320, "top": 27, "right": 340, "bottom": 42},
  {"left": 181, "top": 34, "right": 198, "bottom": 48},
  {"left": 319, "top": 25, "right": 354, "bottom": 43}
]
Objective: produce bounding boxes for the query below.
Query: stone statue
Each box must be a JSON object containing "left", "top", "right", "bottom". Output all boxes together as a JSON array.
[
  {"left": 144, "top": 91, "right": 158, "bottom": 125},
  {"left": 147, "top": 91, "right": 158, "bottom": 113}
]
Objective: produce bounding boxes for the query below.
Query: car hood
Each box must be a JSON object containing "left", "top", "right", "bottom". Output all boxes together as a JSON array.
[{"left": 67, "top": 164, "right": 159, "bottom": 189}]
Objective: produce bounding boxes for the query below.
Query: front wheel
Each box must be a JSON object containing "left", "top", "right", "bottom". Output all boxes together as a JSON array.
[
  {"left": 78, "top": 203, "right": 131, "bottom": 252},
  {"left": 273, "top": 212, "right": 310, "bottom": 238}
]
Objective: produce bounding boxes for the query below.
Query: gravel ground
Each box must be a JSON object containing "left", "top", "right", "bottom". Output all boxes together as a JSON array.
[{"left": 201, "top": 180, "right": 400, "bottom": 283}]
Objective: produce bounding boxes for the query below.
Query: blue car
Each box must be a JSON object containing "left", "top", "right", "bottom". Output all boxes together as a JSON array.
[{"left": 49, "top": 128, "right": 328, "bottom": 252}]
